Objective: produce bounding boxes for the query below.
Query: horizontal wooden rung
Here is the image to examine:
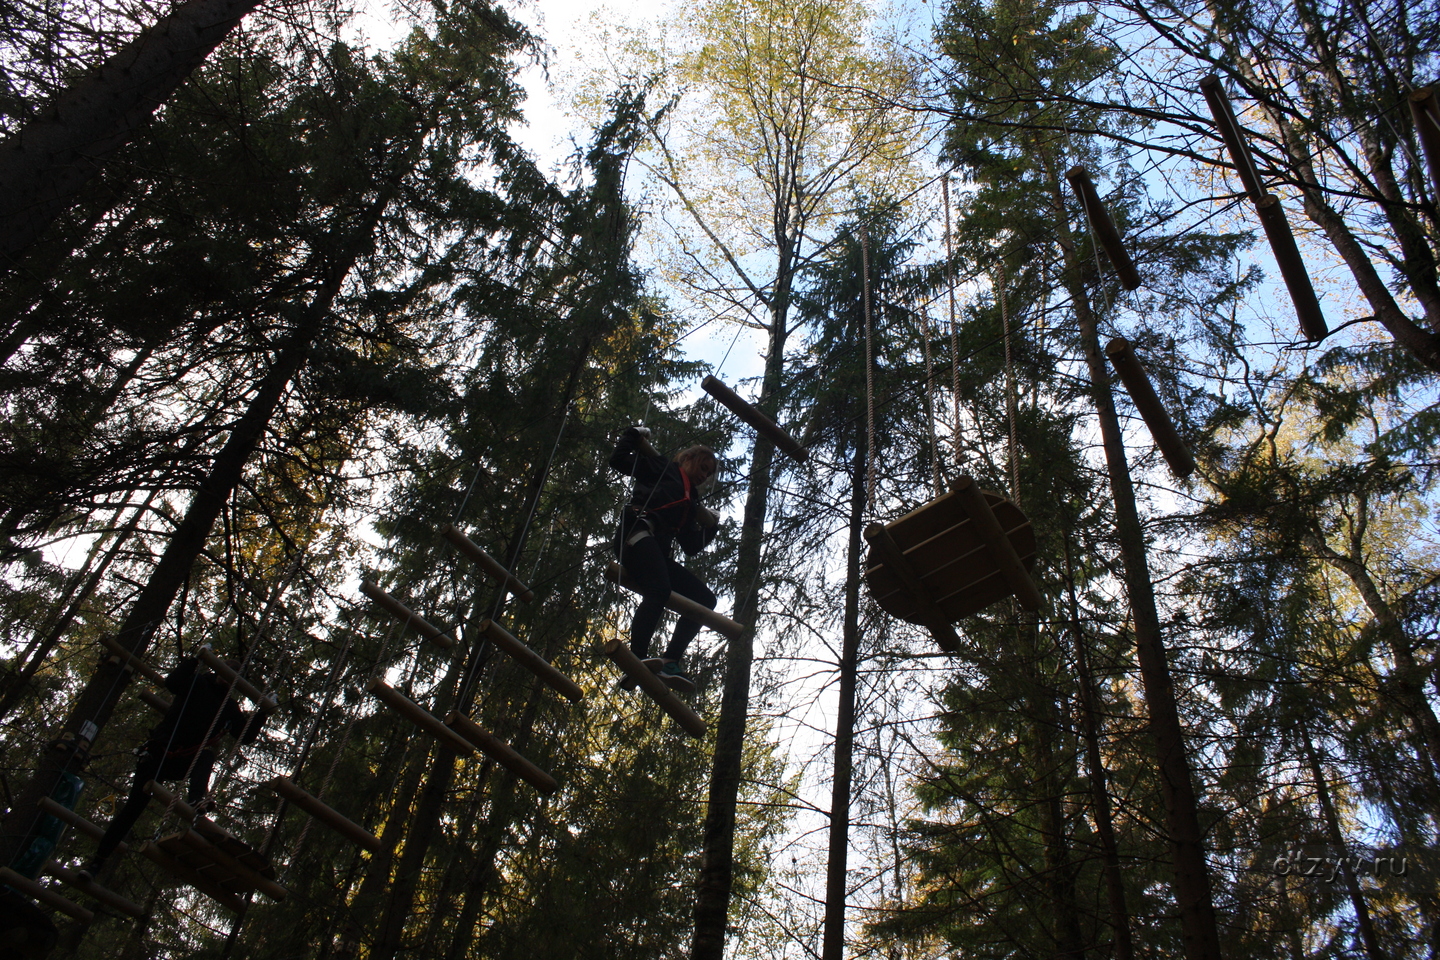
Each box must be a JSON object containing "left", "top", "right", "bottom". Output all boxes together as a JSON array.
[
  {"left": 37, "top": 797, "right": 127, "bottom": 853},
  {"left": 368, "top": 679, "right": 476, "bottom": 756},
  {"left": 480, "top": 619, "right": 582, "bottom": 703},
  {"left": 139, "top": 688, "right": 172, "bottom": 715},
  {"left": 604, "top": 562, "right": 745, "bottom": 641},
  {"left": 269, "top": 776, "right": 381, "bottom": 853},
  {"left": 1065, "top": 166, "right": 1141, "bottom": 291},
  {"left": 197, "top": 646, "right": 278, "bottom": 712},
  {"left": 440, "top": 526, "right": 535, "bottom": 602},
  {"left": 602, "top": 639, "right": 706, "bottom": 739},
  {"left": 360, "top": 581, "right": 456, "bottom": 649},
  {"left": 45, "top": 860, "right": 145, "bottom": 918},
  {"left": 0, "top": 866, "right": 94, "bottom": 922},
  {"left": 702, "top": 375, "right": 807, "bottom": 462},
  {"left": 446, "top": 714, "right": 559, "bottom": 793},
  {"left": 1105, "top": 338, "right": 1196, "bottom": 478},
  {"left": 98, "top": 634, "right": 166, "bottom": 685}
]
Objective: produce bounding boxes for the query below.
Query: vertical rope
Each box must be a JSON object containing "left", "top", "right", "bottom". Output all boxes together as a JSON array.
[
  {"left": 996, "top": 262, "right": 1021, "bottom": 508},
  {"left": 918, "top": 304, "right": 943, "bottom": 498},
  {"left": 942, "top": 176, "right": 963, "bottom": 469},
  {"left": 860, "top": 224, "right": 877, "bottom": 507}
]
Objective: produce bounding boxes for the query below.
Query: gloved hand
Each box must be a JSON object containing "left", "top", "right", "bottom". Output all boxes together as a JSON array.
[{"left": 627, "top": 426, "right": 653, "bottom": 440}]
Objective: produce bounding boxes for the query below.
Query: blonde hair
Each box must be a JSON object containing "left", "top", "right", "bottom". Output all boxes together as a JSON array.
[{"left": 676, "top": 445, "right": 717, "bottom": 479}]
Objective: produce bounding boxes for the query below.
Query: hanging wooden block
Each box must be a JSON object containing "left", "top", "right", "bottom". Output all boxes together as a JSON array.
[
  {"left": 367, "top": 679, "right": 477, "bottom": 756},
  {"left": 1065, "top": 166, "right": 1143, "bottom": 290},
  {"left": 604, "top": 562, "right": 746, "bottom": 641},
  {"left": 1105, "top": 338, "right": 1197, "bottom": 479},
  {"left": 1198, "top": 75, "right": 1266, "bottom": 199},
  {"left": 37, "top": 797, "right": 128, "bottom": 854},
  {"left": 602, "top": 638, "right": 707, "bottom": 739},
  {"left": 1255, "top": 195, "right": 1328, "bottom": 341},
  {"left": 44, "top": 860, "right": 145, "bottom": 918},
  {"left": 142, "top": 780, "right": 202, "bottom": 822},
  {"left": 137, "top": 840, "right": 245, "bottom": 914},
  {"left": 98, "top": 634, "right": 167, "bottom": 685},
  {"left": 0, "top": 866, "right": 94, "bottom": 922},
  {"left": 1409, "top": 88, "right": 1440, "bottom": 212},
  {"left": 445, "top": 713, "right": 559, "bottom": 794},
  {"left": 440, "top": 525, "right": 535, "bottom": 602},
  {"left": 478, "top": 619, "right": 583, "bottom": 703},
  {"left": 268, "top": 776, "right": 381, "bottom": 853},
  {"left": 701, "top": 375, "right": 808, "bottom": 462},
  {"left": 864, "top": 477, "right": 1039, "bottom": 643},
  {"left": 197, "top": 646, "right": 278, "bottom": 712},
  {"left": 360, "top": 581, "right": 456, "bottom": 649}
]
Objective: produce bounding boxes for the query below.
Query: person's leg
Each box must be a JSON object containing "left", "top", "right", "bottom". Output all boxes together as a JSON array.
[
  {"left": 92, "top": 745, "right": 162, "bottom": 868},
  {"left": 186, "top": 750, "right": 216, "bottom": 805},
  {"left": 619, "top": 535, "right": 672, "bottom": 659},
  {"left": 660, "top": 560, "right": 717, "bottom": 663}
]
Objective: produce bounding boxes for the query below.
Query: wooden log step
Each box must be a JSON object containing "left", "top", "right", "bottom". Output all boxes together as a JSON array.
[
  {"left": 1065, "top": 166, "right": 1142, "bottom": 290},
  {"left": 1254, "top": 195, "right": 1328, "bottom": 341},
  {"left": 951, "top": 476, "right": 1043, "bottom": 611},
  {"left": 479, "top": 619, "right": 583, "bottom": 703},
  {"left": 603, "top": 639, "right": 707, "bottom": 739},
  {"left": 98, "top": 634, "right": 166, "bottom": 685},
  {"left": 137, "top": 840, "right": 244, "bottom": 913},
  {"left": 44, "top": 860, "right": 145, "bottom": 918},
  {"left": 701, "top": 375, "right": 808, "bottom": 462},
  {"left": 367, "top": 679, "right": 476, "bottom": 756},
  {"left": 1198, "top": 75, "right": 1265, "bottom": 200},
  {"left": 0, "top": 866, "right": 94, "bottom": 922},
  {"left": 138, "top": 688, "right": 171, "bottom": 715},
  {"left": 440, "top": 525, "right": 535, "bottom": 602},
  {"left": 1105, "top": 338, "right": 1196, "bottom": 479},
  {"left": 445, "top": 714, "right": 559, "bottom": 794},
  {"left": 269, "top": 776, "right": 381, "bottom": 852},
  {"left": 197, "top": 646, "right": 278, "bottom": 712},
  {"left": 360, "top": 581, "right": 456, "bottom": 649},
  {"left": 604, "top": 562, "right": 745, "bottom": 641},
  {"left": 37, "top": 797, "right": 128, "bottom": 854}
]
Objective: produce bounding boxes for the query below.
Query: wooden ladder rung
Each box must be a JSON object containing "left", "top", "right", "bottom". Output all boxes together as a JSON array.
[
  {"left": 0, "top": 866, "right": 94, "bottom": 922},
  {"left": 138, "top": 688, "right": 171, "bottom": 715},
  {"left": 1065, "top": 166, "right": 1142, "bottom": 291},
  {"left": 360, "top": 582, "right": 456, "bottom": 648},
  {"left": 367, "top": 679, "right": 476, "bottom": 756},
  {"left": 98, "top": 634, "right": 167, "bottom": 685},
  {"left": 44, "top": 860, "right": 145, "bottom": 918},
  {"left": 479, "top": 619, "right": 583, "bottom": 703},
  {"left": 197, "top": 646, "right": 278, "bottom": 712},
  {"left": 440, "top": 526, "right": 535, "bottom": 602},
  {"left": 269, "top": 776, "right": 380, "bottom": 853},
  {"left": 445, "top": 714, "right": 559, "bottom": 794},
  {"left": 37, "top": 797, "right": 128, "bottom": 854},
  {"left": 603, "top": 639, "right": 707, "bottom": 739},
  {"left": 1105, "top": 338, "right": 1196, "bottom": 479},
  {"left": 604, "top": 563, "right": 746, "bottom": 641},
  {"left": 702, "top": 375, "right": 808, "bottom": 462}
]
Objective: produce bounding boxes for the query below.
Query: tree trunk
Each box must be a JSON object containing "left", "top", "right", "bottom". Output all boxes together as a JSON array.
[
  {"left": 0, "top": 0, "right": 263, "bottom": 270},
  {"left": 822, "top": 433, "right": 866, "bottom": 960}
]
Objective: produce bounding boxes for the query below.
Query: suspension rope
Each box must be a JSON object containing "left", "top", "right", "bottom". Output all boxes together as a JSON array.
[
  {"left": 860, "top": 224, "right": 877, "bottom": 508},
  {"left": 942, "top": 176, "right": 964, "bottom": 471},
  {"left": 917, "top": 303, "right": 944, "bottom": 498},
  {"left": 996, "top": 262, "right": 1022, "bottom": 508}
]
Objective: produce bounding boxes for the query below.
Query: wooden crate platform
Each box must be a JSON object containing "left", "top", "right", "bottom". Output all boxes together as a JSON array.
[{"left": 865, "top": 487, "right": 1036, "bottom": 625}]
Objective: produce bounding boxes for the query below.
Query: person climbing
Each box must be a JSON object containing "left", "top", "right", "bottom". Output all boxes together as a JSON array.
[
  {"left": 84, "top": 654, "right": 268, "bottom": 876},
  {"left": 610, "top": 425, "right": 720, "bottom": 693}
]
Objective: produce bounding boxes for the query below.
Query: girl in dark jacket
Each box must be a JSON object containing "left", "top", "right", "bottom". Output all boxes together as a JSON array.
[{"left": 610, "top": 426, "right": 719, "bottom": 692}]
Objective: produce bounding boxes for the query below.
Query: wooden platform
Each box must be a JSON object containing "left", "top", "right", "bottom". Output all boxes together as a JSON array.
[
  {"left": 149, "top": 827, "right": 285, "bottom": 906},
  {"left": 864, "top": 483, "right": 1037, "bottom": 635}
]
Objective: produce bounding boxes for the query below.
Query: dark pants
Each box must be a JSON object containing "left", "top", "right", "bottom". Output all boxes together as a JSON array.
[
  {"left": 95, "top": 741, "right": 215, "bottom": 864},
  {"left": 617, "top": 534, "right": 716, "bottom": 662}
]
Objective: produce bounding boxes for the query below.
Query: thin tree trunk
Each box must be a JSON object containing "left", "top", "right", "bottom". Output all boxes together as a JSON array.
[
  {"left": 822, "top": 434, "right": 866, "bottom": 960},
  {"left": 0, "top": 0, "right": 263, "bottom": 270}
]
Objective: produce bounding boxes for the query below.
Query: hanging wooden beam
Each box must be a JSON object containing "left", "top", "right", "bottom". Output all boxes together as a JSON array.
[
  {"left": 1065, "top": 166, "right": 1142, "bottom": 290},
  {"left": 98, "top": 633, "right": 167, "bottom": 685},
  {"left": 445, "top": 713, "right": 559, "bottom": 794},
  {"left": 602, "top": 639, "right": 707, "bottom": 739},
  {"left": 37, "top": 797, "right": 128, "bottom": 853},
  {"left": 360, "top": 581, "right": 456, "bottom": 649},
  {"left": 440, "top": 525, "right": 535, "bottom": 602},
  {"left": 137, "top": 840, "right": 244, "bottom": 913},
  {"left": 44, "top": 860, "right": 145, "bottom": 918},
  {"left": 0, "top": 866, "right": 94, "bottom": 922},
  {"left": 951, "top": 476, "right": 1044, "bottom": 611},
  {"left": 701, "top": 375, "right": 808, "bottom": 462},
  {"left": 196, "top": 646, "right": 278, "bottom": 712},
  {"left": 143, "top": 780, "right": 201, "bottom": 822},
  {"left": 1105, "top": 338, "right": 1197, "bottom": 479},
  {"left": 478, "top": 619, "right": 583, "bottom": 703},
  {"left": 367, "top": 679, "right": 477, "bottom": 756},
  {"left": 268, "top": 776, "right": 381, "bottom": 853},
  {"left": 1199, "top": 75, "right": 1266, "bottom": 200},
  {"left": 604, "top": 562, "right": 745, "bottom": 641},
  {"left": 1409, "top": 88, "right": 1440, "bottom": 212},
  {"left": 138, "top": 688, "right": 172, "bottom": 715},
  {"left": 862, "top": 523, "right": 962, "bottom": 652},
  {"left": 1255, "top": 195, "right": 1329, "bottom": 341}
]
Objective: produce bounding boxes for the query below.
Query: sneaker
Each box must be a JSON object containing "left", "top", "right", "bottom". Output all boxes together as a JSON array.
[
  {"left": 619, "top": 658, "right": 663, "bottom": 691},
  {"left": 659, "top": 661, "right": 696, "bottom": 694}
]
